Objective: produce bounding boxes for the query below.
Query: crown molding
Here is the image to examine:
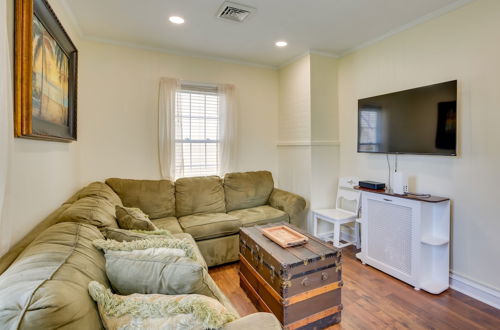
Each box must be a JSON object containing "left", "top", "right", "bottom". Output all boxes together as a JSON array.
[
  {"left": 58, "top": 1, "right": 277, "bottom": 70},
  {"left": 58, "top": 0, "right": 84, "bottom": 37},
  {"left": 309, "top": 50, "right": 339, "bottom": 59},
  {"left": 59, "top": 0, "right": 475, "bottom": 69},
  {"left": 277, "top": 140, "right": 340, "bottom": 147},
  {"left": 277, "top": 51, "right": 311, "bottom": 69},
  {"left": 82, "top": 35, "right": 278, "bottom": 70},
  {"left": 277, "top": 50, "right": 340, "bottom": 70},
  {"left": 338, "top": 0, "right": 476, "bottom": 57}
]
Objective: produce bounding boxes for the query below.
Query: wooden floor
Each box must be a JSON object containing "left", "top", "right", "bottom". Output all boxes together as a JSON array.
[{"left": 209, "top": 247, "right": 500, "bottom": 329}]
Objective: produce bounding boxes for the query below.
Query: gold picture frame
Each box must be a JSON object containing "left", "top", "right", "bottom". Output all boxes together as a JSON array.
[{"left": 15, "top": 0, "right": 78, "bottom": 142}]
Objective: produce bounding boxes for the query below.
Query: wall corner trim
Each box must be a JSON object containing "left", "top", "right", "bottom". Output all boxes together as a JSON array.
[
  {"left": 449, "top": 272, "right": 500, "bottom": 309},
  {"left": 277, "top": 140, "right": 340, "bottom": 147}
]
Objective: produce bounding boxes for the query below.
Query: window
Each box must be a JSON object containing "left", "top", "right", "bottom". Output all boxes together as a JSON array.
[
  {"left": 175, "top": 84, "right": 220, "bottom": 178},
  {"left": 359, "top": 107, "right": 381, "bottom": 152}
]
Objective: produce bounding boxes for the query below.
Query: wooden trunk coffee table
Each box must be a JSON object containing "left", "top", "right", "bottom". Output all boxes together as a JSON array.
[{"left": 239, "top": 223, "right": 343, "bottom": 330}]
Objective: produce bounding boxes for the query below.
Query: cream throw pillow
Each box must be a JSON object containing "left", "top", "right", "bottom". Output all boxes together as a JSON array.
[
  {"left": 88, "top": 281, "right": 238, "bottom": 330},
  {"left": 93, "top": 238, "right": 214, "bottom": 297},
  {"left": 115, "top": 205, "right": 158, "bottom": 231},
  {"left": 93, "top": 237, "right": 197, "bottom": 259}
]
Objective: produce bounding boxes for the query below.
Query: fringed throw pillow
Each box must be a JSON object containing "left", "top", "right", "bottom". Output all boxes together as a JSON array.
[
  {"left": 88, "top": 281, "right": 238, "bottom": 330},
  {"left": 104, "top": 227, "right": 174, "bottom": 242}
]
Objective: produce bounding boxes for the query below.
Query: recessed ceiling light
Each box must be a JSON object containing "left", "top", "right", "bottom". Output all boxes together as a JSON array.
[
  {"left": 275, "top": 41, "right": 288, "bottom": 47},
  {"left": 169, "top": 16, "right": 185, "bottom": 24}
]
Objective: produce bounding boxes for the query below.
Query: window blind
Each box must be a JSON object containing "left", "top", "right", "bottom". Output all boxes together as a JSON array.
[{"left": 175, "top": 84, "right": 220, "bottom": 178}]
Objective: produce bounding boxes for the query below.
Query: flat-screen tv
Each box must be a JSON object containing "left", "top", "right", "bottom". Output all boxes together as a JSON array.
[{"left": 357, "top": 80, "right": 457, "bottom": 156}]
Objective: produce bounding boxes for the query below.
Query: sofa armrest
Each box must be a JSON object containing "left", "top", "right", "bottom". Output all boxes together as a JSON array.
[
  {"left": 222, "top": 313, "right": 282, "bottom": 330},
  {"left": 268, "top": 188, "right": 307, "bottom": 228}
]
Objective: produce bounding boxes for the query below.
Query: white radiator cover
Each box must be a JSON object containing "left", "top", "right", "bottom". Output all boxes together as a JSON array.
[
  {"left": 357, "top": 191, "right": 450, "bottom": 294},
  {"left": 367, "top": 199, "right": 413, "bottom": 276}
]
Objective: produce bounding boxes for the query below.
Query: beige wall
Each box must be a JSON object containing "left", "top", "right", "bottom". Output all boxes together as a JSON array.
[
  {"left": 3, "top": 0, "right": 82, "bottom": 249},
  {"left": 310, "top": 53, "right": 339, "bottom": 142},
  {"left": 278, "top": 55, "right": 311, "bottom": 142},
  {"left": 278, "top": 54, "right": 340, "bottom": 230},
  {"left": 77, "top": 40, "right": 279, "bottom": 183},
  {"left": 2, "top": 0, "right": 278, "bottom": 253},
  {"left": 309, "top": 54, "right": 339, "bottom": 212},
  {"left": 338, "top": 0, "right": 500, "bottom": 290},
  {"left": 5, "top": 0, "right": 498, "bottom": 296},
  {"left": 277, "top": 55, "right": 311, "bottom": 208}
]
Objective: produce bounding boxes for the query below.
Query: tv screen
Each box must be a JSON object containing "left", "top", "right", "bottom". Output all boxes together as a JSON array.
[{"left": 357, "top": 80, "right": 457, "bottom": 156}]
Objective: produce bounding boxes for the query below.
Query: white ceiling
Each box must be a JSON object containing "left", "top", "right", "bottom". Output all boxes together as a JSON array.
[{"left": 62, "top": 0, "right": 473, "bottom": 67}]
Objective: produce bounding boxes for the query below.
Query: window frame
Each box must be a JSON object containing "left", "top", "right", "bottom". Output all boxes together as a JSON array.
[{"left": 174, "top": 83, "right": 220, "bottom": 178}]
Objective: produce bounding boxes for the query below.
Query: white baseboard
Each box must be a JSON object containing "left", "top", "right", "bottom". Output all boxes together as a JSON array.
[
  {"left": 331, "top": 228, "right": 499, "bottom": 310},
  {"left": 450, "top": 272, "right": 500, "bottom": 309}
]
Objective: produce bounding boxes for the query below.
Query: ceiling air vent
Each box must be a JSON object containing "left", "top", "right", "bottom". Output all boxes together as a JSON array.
[{"left": 217, "top": 1, "right": 255, "bottom": 23}]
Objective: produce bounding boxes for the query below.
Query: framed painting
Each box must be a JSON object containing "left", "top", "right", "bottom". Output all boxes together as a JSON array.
[{"left": 15, "top": 0, "right": 78, "bottom": 142}]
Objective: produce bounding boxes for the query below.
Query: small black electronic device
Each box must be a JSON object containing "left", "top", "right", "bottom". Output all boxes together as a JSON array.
[{"left": 359, "top": 181, "right": 386, "bottom": 190}]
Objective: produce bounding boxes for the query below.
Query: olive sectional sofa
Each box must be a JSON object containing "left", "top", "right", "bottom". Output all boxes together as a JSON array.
[
  {"left": 0, "top": 171, "right": 306, "bottom": 329},
  {"left": 105, "top": 170, "right": 306, "bottom": 267}
]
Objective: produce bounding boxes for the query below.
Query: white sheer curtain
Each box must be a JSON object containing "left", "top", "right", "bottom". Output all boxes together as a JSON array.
[
  {"left": 0, "top": 0, "right": 13, "bottom": 255},
  {"left": 158, "top": 78, "right": 181, "bottom": 180},
  {"left": 159, "top": 79, "right": 237, "bottom": 179},
  {"left": 217, "top": 84, "right": 237, "bottom": 176}
]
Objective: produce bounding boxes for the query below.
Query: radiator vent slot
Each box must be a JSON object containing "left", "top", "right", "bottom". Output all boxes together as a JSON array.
[
  {"left": 217, "top": 1, "right": 255, "bottom": 23},
  {"left": 367, "top": 199, "right": 413, "bottom": 275}
]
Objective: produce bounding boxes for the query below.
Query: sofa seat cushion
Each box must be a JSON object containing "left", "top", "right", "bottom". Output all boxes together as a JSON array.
[
  {"left": 175, "top": 176, "right": 226, "bottom": 217},
  {"left": 228, "top": 205, "right": 289, "bottom": 227},
  {"left": 179, "top": 213, "right": 241, "bottom": 241},
  {"left": 224, "top": 171, "right": 274, "bottom": 212},
  {"left": 106, "top": 178, "right": 175, "bottom": 219},
  {"left": 152, "top": 216, "right": 183, "bottom": 234},
  {"left": 0, "top": 222, "right": 109, "bottom": 329},
  {"left": 196, "top": 234, "right": 240, "bottom": 268}
]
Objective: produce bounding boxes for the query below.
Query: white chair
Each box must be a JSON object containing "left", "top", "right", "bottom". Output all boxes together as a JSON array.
[{"left": 312, "top": 177, "right": 361, "bottom": 248}]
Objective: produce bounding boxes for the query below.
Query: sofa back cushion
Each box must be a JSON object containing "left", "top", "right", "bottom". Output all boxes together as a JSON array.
[
  {"left": 106, "top": 178, "right": 175, "bottom": 219},
  {"left": 66, "top": 181, "right": 123, "bottom": 206},
  {"left": 0, "top": 182, "right": 121, "bottom": 275},
  {"left": 58, "top": 196, "right": 118, "bottom": 229},
  {"left": 224, "top": 171, "right": 274, "bottom": 212},
  {"left": 175, "top": 176, "right": 226, "bottom": 217},
  {"left": 0, "top": 222, "right": 109, "bottom": 329},
  {"left": 0, "top": 204, "right": 71, "bottom": 275}
]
